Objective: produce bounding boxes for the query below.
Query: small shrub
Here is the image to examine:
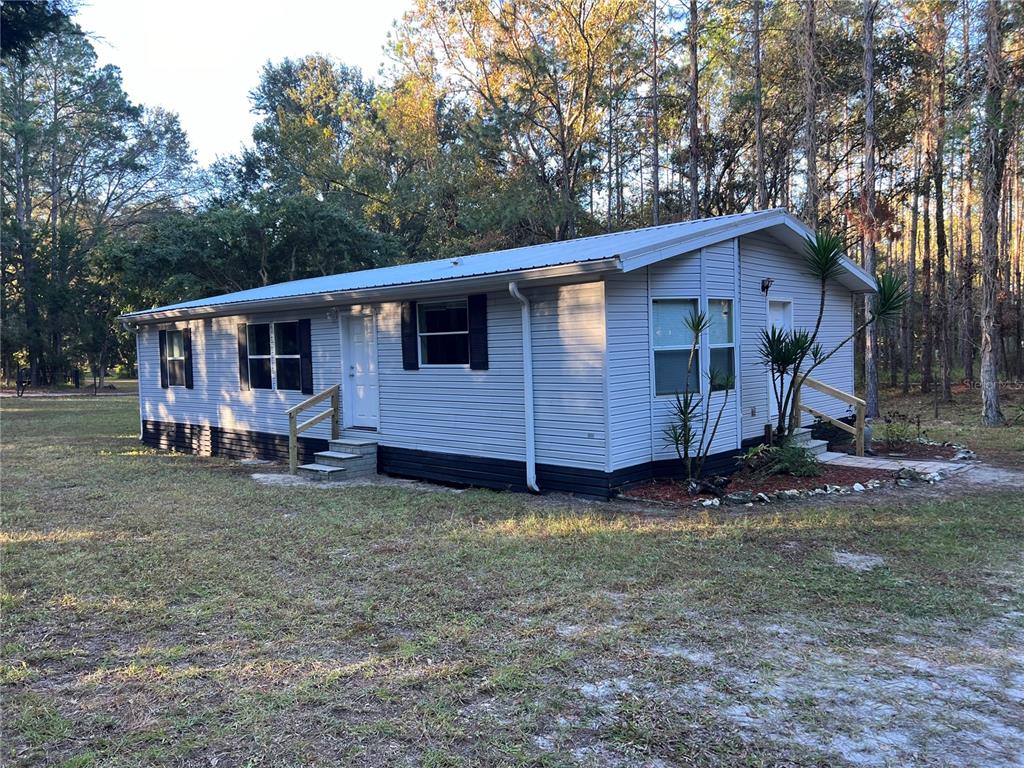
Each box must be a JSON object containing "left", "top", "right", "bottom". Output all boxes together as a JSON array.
[
  {"left": 878, "top": 410, "right": 921, "bottom": 451},
  {"left": 738, "top": 443, "right": 821, "bottom": 478}
]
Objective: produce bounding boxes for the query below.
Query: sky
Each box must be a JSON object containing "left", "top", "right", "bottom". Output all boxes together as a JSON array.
[{"left": 75, "top": 0, "right": 414, "bottom": 166}]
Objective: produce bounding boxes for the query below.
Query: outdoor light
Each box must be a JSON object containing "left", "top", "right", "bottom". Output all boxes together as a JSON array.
[{"left": 761, "top": 277, "right": 775, "bottom": 295}]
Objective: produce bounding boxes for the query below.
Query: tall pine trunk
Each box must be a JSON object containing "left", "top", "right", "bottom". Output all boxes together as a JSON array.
[
  {"left": 903, "top": 144, "right": 921, "bottom": 394},
  {"left": 803, "top": 0, "right": 819, "bottom": 227},
  {"left": 753, "top": 0, "right": 767, "bottom": 209},
  {"left": 980, "top": 0, "right": 1007, "bottom": 425},
  {"left": 863, "top": 0, "right": 880, "bottom": 417},
  {"left": 688, "top": 0, "right": 699, "bottom": 219}
]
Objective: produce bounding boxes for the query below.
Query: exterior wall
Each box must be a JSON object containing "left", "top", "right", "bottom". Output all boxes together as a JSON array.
[
  {"left": 138, "top": 308, "right": 341, "bottom": 446},
  {"left": 738, "top": 232, "right": 856, "bottom": 439},
  {"left": 605, "top": 241, "right": 741, "bottom": 471},
  {"left": 138, "top": 281, "right": 608, "bottom": 472}
]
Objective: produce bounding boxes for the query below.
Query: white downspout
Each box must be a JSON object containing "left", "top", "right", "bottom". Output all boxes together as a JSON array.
[{"left": 508, "top": 281, "right": 539, "bottom": 492}]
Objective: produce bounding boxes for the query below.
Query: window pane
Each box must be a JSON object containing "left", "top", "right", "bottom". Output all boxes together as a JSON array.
[
  {"left": 168, "top": 359, "right": 185, "bottom": 387},
  {"left": 249, "top": 357, "right": 272, "bottom": 389},
  {"left": 419, "top": 301, "right": 468, "bottom": 333},
  {"left": 708, "top": 299, "right": 733, "bottom": 345},
  {"left": 652, "top": 299, "right": 698, "bottom": 349},
  {"left": 276, "top": 357, "right": 301, "bottom": 391},
  {"left": 421, "top": 333, "right": 469, "bottom": 365},
  {"left": 710, "top": 347, "right": 735, "bottom": 391},
  {"left": 654, "top": 349, "right": 700, "bottom": 395},
  {"left": 275, "top": 322, "right": 300, "bottom": 356},
  {"left": 166, "top": 330, "right": 184, "bottom": 359},
  {"left": 248, "top": 324, "right": 271, "bottom": 356}
]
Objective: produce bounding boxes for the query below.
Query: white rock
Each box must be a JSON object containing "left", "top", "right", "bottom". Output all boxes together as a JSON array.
[
  {"left": 852, "top": 482, "right": 866, "bottom": 492},
  {"left": 701, "top": 497, "right": 720, "bottom": 507}
]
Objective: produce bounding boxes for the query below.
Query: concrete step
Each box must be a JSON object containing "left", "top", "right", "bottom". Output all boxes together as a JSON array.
[
  {"left": 804, "top": 439, "right": 829, "bottom": 456},
  {"left": 297, "top": 463, "right": 348, "bottom": 481},
  {"left": 314, "top": 450, "right": 362, "bottom": 467},
  {"left": 328, "top": 438, "right": 378, "bottom": 457},
  {"left": 790, "top": 428, "right": 813, "bottom": 445}
]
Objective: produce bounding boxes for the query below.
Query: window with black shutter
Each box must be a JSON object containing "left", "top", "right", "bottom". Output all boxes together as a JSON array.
[
  {"left": 160, "top": 329, "right": 188, "bottom": 388},
  {"left": 238, "top": 320, "right": 311, "bottom": 391}
]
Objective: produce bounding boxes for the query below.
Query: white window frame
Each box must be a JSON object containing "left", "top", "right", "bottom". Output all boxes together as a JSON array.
[
  {"left": 707, "top": 297, "right": 736, "bottom": 393},
  {"left": 166, "top": 329, "right": 186, "bottom": 388},
  {"left": 417, "top": 299, "right": 470, "bottom": 368},
  {"left": 651, "top": 296, "right": 701, "bottom": 398},
  {"left": 248, "top": 321, "right": 301, "bottom": 391}
]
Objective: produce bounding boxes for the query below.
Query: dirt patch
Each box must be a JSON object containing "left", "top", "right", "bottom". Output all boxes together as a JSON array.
[
  {"left": 622, "top": 466, "right": 896, "bottom": 505},
  {"left": 860, "top": 442, "right": 959, "bottom": 460}
]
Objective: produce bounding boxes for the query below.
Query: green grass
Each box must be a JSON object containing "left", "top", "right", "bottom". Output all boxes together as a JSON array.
[{"left": 2, "top": 396, "right": 1023, "bottom": 766}]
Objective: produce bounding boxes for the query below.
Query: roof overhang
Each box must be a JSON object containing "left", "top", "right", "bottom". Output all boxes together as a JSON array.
[
  {"left": 119, "top": 257, "right": 622, "bottom": 326},
  {"left": 615, "top": 208, "right": 877, "bottom": 294}
]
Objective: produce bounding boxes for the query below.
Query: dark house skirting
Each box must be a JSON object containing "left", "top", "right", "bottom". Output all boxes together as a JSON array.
[
  {"left": 142, "top": 420, "right": 764, "bottom": 500},
  {"left": 141, "top": 420, "right": 329, "bottom": 466}
]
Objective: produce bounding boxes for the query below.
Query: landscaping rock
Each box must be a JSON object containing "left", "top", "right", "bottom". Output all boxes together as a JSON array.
[
  {"left": 779, "top": 489, "right": 801, "bottom": 500},
  {"left": 852, "top": 482, "right": 865, "bottom": 492},
  {"left": 725, "top": 491, "right": 754, "bottom": 504},
  {"left": 755, "top": 492, "right": 772, "bottom": 504},
  {"left": 952, "top": 448, "right": 976, "bottom": 461},
  {"left": 701, "top": 498, "right": 720, "bottom": 508}
]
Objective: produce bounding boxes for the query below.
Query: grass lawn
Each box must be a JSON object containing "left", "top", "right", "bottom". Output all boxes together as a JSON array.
[{"left": 2, "top": 396, "right": 1023, "bottom": 767}]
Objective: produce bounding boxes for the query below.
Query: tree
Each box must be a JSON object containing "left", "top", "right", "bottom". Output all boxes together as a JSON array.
[
  {"left": 979, "top": 0, "right": 1015, "bottom": 425},
  {"left": 863, "top": 0, "right": 880, "bottom": 418}
]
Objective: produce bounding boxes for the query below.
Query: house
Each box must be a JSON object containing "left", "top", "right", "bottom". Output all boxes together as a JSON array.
[{"left": 120, "top": 208, "right": 876, "bottom": 498}]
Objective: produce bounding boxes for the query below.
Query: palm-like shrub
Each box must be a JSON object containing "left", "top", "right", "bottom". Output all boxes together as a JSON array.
[{"left": 760, "top": 232, "right": 908, "bottom": 442}]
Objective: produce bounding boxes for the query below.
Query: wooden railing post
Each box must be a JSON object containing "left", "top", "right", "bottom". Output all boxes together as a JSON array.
[
  {"left": 288, "top": 411, "right": 298, "bottom": 474},
  {"left": 331, "top": 387, "right": 341, "bottom": 439},
  {"left": 855, "top": 404, "right": 865, "bottom": 457},
  {"left": 793, "top": 380, "right": 802, "bottom": 430}
]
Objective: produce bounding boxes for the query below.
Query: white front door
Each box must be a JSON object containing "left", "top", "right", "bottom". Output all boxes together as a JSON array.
[
  {"left": 345, "top": 313, "right": 379, "bottom": 429},
  {"left": 767, "top": 300, "right": 793, "bottom": 421}
]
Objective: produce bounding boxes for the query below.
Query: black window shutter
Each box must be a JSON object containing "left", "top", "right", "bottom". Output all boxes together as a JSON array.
[
  {"left": 158, "top": 330, "right": 169, "bottom": 389},
  {"left": 401, "top": 301, "right": 419, "bottom": 370},
  {"left": 468, "top": 293, "right": 489, "bottom": 370},
  {"left": 237, "top": 323, "right": 250, "bottom": 391},
  {"left": 182, "top": 328, "right": 194, "bottom": 389},
  {"left": 298, "top": 318, "right": 314, "bottom": 394}
]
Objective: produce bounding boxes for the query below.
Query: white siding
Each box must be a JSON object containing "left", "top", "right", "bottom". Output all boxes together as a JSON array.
[
  {"left": 138, "top": 309, "right": 342, "bottom": 441},
  {"left": 739, "top": 232, "right": 856, "bottom": 439},
  {"left": 605, "top": 242, "right": 740, "bottom": 470},
  {"left": 530, "top": 282, "right": 607, "bottom": 470},
  {"left": 140, "top": 283, "right": 607, "bottom": 470},
  {"left": 375, "top": 291, "right": 526, "bottom": 461}
]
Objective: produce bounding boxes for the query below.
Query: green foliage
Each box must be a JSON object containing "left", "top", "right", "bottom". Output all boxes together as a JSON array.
[
  {"left": 878, "top": 410, "right": 921, "bottom": 451},
  {"left": 738, "top": 443, "right": 822, "bottom": 478},
  {"left": 871, "top": 271, "right": 910, "bottom": 324},
  {"left": 802, "top": 231, "right": 847, "bottom": 284}
]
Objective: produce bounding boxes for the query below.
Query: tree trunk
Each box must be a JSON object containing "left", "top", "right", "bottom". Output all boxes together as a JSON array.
[
  {"left": 863, "top": 0, "right": 879, "bottom": 417},
  {"left": 753, "top": 0, "right": 767, "bottom": 210},
  {"left": 802, "top": 0, "right": 819, "bottom": 227},
  {"left": 980, "top": 0, "right": 1007, "bottom": 425},
  {"left": 651, "top": 0, "right": 660, "bottom": 226},
  {"left": 922, "top": 170, "right": 933, "bottom": 394},
  {"left": 688, "top": 0, "right": 699, "bottom": 219},
  {"left": 930, "top": 10, "right": 952, "bottom": 402}
]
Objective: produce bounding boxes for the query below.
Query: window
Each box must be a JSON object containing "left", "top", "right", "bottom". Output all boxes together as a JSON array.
[
  {"left": 418, "top": 300, "right": 469, "bottom": 365},
  {"left": 653, "top": 299, "right": 700, "bottom": 395},
  {"left": 707, "top": 298, "right": 735, "bottom": 392},
  {"left": 166, "top": 329, "right": 186, "bottom": 387},
  {"left": 247, "top": 321, "right": 301, "bottom": 390}
]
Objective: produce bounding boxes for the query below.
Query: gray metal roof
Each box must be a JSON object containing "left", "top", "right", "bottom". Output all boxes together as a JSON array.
[{"left": 121, "top": 209, "right": 876, "bottom": 322}]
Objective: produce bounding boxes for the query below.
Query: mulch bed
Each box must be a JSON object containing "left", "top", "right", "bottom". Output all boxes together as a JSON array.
[
  {"left": 622, "top": 464, "right": 897, "bottom": 505},
  {"left": 855, "top": 442, "right": 958, "bottom": 461}
]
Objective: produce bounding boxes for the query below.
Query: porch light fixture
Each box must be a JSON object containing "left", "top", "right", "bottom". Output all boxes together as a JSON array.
[{"left": 760, "top": 278, "right": 775, "bottom": 295}]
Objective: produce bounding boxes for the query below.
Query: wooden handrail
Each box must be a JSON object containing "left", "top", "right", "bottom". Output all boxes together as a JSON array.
[
  {"left": 794, "top": 376, "right": 866, "bottom": 457},
  {"left": 288, "top": 384, "right": 340, "bottom": 474},
  {"left": 801, "top": 376, "right": 866, "bottom": 407}
]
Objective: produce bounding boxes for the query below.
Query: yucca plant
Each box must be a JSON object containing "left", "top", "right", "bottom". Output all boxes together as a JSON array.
[
  {"left": 663, "top": 309, "right": 736, "bottom": 491},
  {"left": 760, "top": 232, "right": 909, "bottom": 441}
]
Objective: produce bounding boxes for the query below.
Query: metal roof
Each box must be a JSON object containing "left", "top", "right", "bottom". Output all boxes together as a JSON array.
[{"left": 121, "top": 208, "right": 876, "bottom": 323}]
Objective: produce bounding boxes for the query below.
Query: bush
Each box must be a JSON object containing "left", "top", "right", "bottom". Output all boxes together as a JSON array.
[
  {"left": 878, "top": 410, "right": 921, "bottom": 451},
  {"left": 738, "top": 443, "right": 821, "bottom": 478}
]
